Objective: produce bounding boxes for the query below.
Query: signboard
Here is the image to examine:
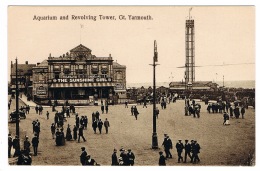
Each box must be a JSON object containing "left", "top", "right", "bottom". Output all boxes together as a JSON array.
[
  {"left": 36, "top": 86, "right": 47, "bottom": 95},
  {"left": 51, "top": 77, "right": 112, "bottom": 83}
]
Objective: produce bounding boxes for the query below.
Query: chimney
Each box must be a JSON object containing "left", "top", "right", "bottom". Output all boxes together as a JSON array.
[
  {"left": 25, "top": 61, "right": 28, "bottom": 64},
  {"left": 109, "top": 54, "right": 111, "bottom": 57},
  {"left": 37, "top": 62, "right": 40, "bottom": 66},
  {"left": 11, "top": 61, "right": 13, "bottom": 68}
]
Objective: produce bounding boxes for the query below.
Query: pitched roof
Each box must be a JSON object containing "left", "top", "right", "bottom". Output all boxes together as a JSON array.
[
  {"left": 11, "top": 63, "right": 36, "bottom": 75},
  {"left": 70, "top": 44, "right": 92, "bottom": 53},
  {"left": 113, "top": 62, "right": 126, "bottom": 69}
]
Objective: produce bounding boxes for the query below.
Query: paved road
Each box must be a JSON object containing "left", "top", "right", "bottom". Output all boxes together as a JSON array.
[{"left": 8, "top": 97, "right": 255, "bottom": 166}]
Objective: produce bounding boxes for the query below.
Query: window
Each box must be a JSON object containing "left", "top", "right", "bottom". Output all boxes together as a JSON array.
[
  {"left": 91, "top": 64, "right": 99, "bottom": 74},
  {"left": 53, "top": 65, "right": 61, "bottom": 72},
  {"left": 101, "top": 64, "right": 108, "bottom": 74},
  {"left": 63, "top": 65, "right": 71, "bottom": 74}
]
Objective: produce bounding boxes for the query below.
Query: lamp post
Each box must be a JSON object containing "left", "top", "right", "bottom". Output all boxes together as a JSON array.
[
  {"left": 150, "top": 40, "right": 159, "bottom": 149},
  {"left": 15, "top": 58, "right": 20, "bottom": 137}
]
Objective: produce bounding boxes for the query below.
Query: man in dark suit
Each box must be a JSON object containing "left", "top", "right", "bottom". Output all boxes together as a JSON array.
[
  {"left": 111, "top": 149, "right": 119, "bottom": 165},
  {"left": 192, "top": 140, "right": 201, "bottom": 164},
  {"left": 78, "top": 125, "right": 86, "bottom": 142},
  {"left": 127, "top": 149, "right": 135, "bottom": 166},
  {"left": 158, "top": 151, "right": 166, "bottom": 166},
  {"left": 184, "top": 139, "right": 192, "bottom": 163},
  {"left": 80, "top": 147, "right": 87, "bottom": 165},
  {"left": 162, "top": 134, "right": 173, "bottom": 158},
  {"left": 31, "top": 134, "right": 39, "bottom": 156},
  {"left": 175, "top": 139, "right": 184, "bottom": 163},
  {"left": 12, "top": 135, "right": 20, "bottom": 157},
  {"left": 98, "top": 119, "right": 103, "bottom": 134}
]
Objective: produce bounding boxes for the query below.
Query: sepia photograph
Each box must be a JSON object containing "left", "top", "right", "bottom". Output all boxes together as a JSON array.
[{"left": 3, "top": 4, "right": 256, "bottom": 168}]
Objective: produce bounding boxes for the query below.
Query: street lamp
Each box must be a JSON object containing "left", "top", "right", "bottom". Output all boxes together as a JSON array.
[
  {"left": 15, "top": 58, "right": 20, "bottom": 137},
  {"left": 150, "top": 40, "right": 159, "bottom": 149}
]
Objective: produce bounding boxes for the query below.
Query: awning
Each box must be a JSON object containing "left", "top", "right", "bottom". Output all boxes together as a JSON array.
[{"left": 50, "top": 82, "right": 115, "bottom": 88}]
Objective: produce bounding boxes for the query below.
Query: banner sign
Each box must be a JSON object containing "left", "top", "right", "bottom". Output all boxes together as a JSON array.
[{"left": 51, "top": 77, "right": 112, "bottom": 83}]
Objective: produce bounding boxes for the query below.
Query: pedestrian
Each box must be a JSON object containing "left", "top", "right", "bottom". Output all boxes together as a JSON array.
[
  {"left": 125, "top": 100, "right": 128, "bottom": 108},
  {"left": 46, "top": 111, "right": 49, "bottom": 120},
  {"left": 92, "top": 112, "right": 96, "bottom": 123},
  {"left": 95, "top": 111, "right": 100, "bottom": 120},
  {"left": 131, "top": 106, "right": 134, "bottom": 115},
  {"left": 78, "top": 125, "right": 86, "bottom": 142},
  {"left": 133, "top": 106, "right": 139, "bottom": 120},
  {"left": 35, "top": 105, "right": 39, "bottom": 114},
  {"left": 12, "top": 135, "right": 20, "bottom": 157},
  {"left": 184, "top": 140, "right": 192, "bottom": 163},
  {"left": 98, "top": 119, "right": 103, "bottom": 134},
  {"left": 143, "top": 100, "right": 147, "bottom": 108},
  {"left": 66, "top": 124, "right": 72, "bottom": 141},
  {"left": 162, "top": 134, "right": 173, "bottom": 159},
  {"left": 55, "top": 129, "right": 62, "bottom": 146},
  {"left": 39, "top": 105, "right": 43, "bottom": 115},
  {"left": 230, "top": 106, "right": 234, "bottom": 118},
  {"left": 23, "top": 136, "right": 31, "bottom": 154},
  {"left": 51, "top": 123, "right": 56, "bottom": 139},
  {"left": 241, "top": 106, "right": 246, "bottom": 119},
  {"left": 105, "top": 104, "right": 109, "bottom": 114},
  {"left": 120, "top": 148, "right": 128, "bottom": 165},
  {"left": 175, "top": 139, "right": 184, "bottom": 163},
  {"left": 192, "top": 140, "right": 201, "bottom": 164},
  {"left": 25, "top": 105, "right": 30, "bottom": 114},
  {"left": 104, "top": 118, "right": 110, "bottom": 134},
  {"left": 73, "top": 125, "right": 78, "bottom": 140},
  {"left": 83, "top": 116, "right": 88, "bottom": 130},
  {"left": 127, "top": 149, "right": 135, "bottom": 166},
  {"left": 101, "top": 103, "right": 105, "bottom": 114},
  {"left": 76, "top": 115, "right": 80, "bottom": 128},
  {"left": 8, "top": 134, "right": 13, "bottom": 158},
  {"left": 34, "top": 121, "right": 40, "bottom": 138},
  {"left": 80, "top": 147, "right": 88, "bottom": 165},
  {"left": 111, "top": 149, "right": 119, "bottom": 165},
  {"left": 8, "top": 101, "right": 11, "bottom": 110},
  {"left": 31, "top": 134, "right": 39, "bottom": 156},
  {"left": 159, "top": 151, "right": 166, "bottom": 166},
  {"left": 92, "top": 119, "right": 98, "bottom": 134}
]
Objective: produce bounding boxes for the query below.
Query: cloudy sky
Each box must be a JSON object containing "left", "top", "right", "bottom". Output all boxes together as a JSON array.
[{"left": 8, "top": 6, "right": 255, "bottom": 84}]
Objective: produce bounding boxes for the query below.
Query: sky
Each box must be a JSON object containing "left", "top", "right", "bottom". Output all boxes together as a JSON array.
[{"left": 7, "top": 6, "right": 255, "bottom": 84}]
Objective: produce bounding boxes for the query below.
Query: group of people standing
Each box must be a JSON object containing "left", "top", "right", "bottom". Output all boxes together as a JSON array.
[
  {"left": 111, "top": 148, "right": 135, "bottom": 166},
  {"left": 160, "top": 134, "right": 201, "bottom": 165}
]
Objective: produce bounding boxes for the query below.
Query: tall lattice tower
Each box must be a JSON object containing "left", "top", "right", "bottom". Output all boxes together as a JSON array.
[{"left": 185, "top": 8, "right": 195, "bottom": 84}]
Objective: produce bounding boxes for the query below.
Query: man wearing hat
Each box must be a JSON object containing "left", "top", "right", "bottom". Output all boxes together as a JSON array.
[
  {"left": 31, "top": 134, "right": 39, "bottom": 156},
  {"left": 12, "top": 135, "right": 20, "bottom": 157},
  {"left": 192, "top": 140, "right": 201, "bottom": 164},
  {"left": 120, "top": 148, "right": 128, "bottom": 165},
  {"left": 175, "top": 139, "right": 184, "bottom": 163},
  {"left": 127, "top": 149, "right": 135, "bottom": 166},
  {"left": 184, "top": 140, "right": 192, "bottom": 163},
  {"left": 23, "top": 136, "right": 31, "bottom": 154},
  {"left": 78, "top": 125, "right": 86, "bottom": 142},
  {"left": 80, "top": 147, "right": 87, "bottom": 165},
  {"left": 162, "top": 134, "right": 173, "bottom": 159},
  {"left": 158, "top": 151, "right": 166, "bottom": 166},
  {"left": 111, "top": 149, "right": 119, "bottom": 165}
]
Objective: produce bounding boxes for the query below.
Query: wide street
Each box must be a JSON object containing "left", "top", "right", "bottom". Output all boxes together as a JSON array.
[{"left": 8, "top": 97, "right": 255, "bottom": 166}]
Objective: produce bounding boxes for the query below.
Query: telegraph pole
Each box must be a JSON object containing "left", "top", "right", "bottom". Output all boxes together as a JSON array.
[
  {"left": 151, "top": 40, "right": 159, "bottom": 149},
  {"left": 15, "top": 58, "right": 20, "bottom": 137}
]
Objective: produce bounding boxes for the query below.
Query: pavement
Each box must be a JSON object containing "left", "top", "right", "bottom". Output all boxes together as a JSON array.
[{"left": 8, "top": 96, "right": 255, "bottom": 166}]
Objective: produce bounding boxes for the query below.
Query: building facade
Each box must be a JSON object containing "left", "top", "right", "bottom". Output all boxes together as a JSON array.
[{"left": 31, "top": 44, "right": 126, "bottom": 105}]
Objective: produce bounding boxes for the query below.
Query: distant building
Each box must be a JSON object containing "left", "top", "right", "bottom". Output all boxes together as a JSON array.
[
  {"left": 10, "top": 61, "right": 36, "bottom": 96},
  {"left": 169, "top": 81, "right": 218, "bottom": 92}
]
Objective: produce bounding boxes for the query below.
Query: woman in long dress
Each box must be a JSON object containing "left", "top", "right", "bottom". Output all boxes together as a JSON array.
[{"left": 66, "top": 124, "right": 72, "bottom": 141}]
